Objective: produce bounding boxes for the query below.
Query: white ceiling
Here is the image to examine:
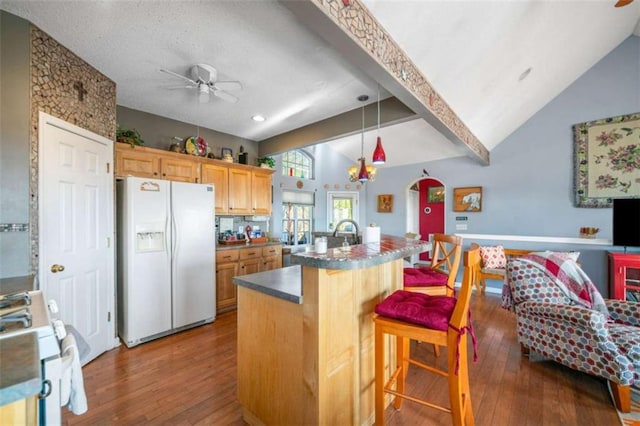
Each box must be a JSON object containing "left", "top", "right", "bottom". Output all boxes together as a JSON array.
[{"left": 2, "top": 0, "right": 639, "bottom": 168}]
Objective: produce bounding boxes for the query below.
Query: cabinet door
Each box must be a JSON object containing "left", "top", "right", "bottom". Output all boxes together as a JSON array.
[
  {"left": 261, "top": 255, "right": 282, "bottom": 272},
  {"left": 160, "top": 156, "right": 199, "bottom": 182},
  {"left": 202, "top": 163, "right": 229, "bottom": 214},
  {"left": 229, "top": 168, "right": 252, "bottom": 215},
  {"left": 216, "top": 261, "right": 239, "bottom": 313},
  {"left": 252, "top": 170, "right": 273, "bottom": 215},
  {"left": 239, "top": 258, "right": 261, "bottom": 276},
  {"left": 115, "top": 145, "right": 160, "bottom": 178},
  {"left": 609, "top": 252, "right": 640, "bottom": 301}
]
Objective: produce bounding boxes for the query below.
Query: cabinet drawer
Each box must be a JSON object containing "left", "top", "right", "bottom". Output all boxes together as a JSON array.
[
  {"left": 216, "top": 250, "right": 239, "bottom": 263},
  {"left": 262, "top": 245, "right": 282, "bottom": 257},
  {"left": 239, "top": 247, "right": 261, "bottom": 260}
]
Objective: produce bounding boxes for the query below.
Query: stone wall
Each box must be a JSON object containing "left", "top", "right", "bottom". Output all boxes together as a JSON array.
[{"left": 29, "top": 25, "right": 117, "bottom": 272}]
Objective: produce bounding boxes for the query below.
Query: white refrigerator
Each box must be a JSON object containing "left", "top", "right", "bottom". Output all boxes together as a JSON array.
[{"left": 117, "top": 176, "right": 216, "bottom": 347}]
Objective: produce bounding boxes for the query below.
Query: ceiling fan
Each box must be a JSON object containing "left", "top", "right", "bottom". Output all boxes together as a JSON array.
[{"left": 160, "top": 63, "right": 242, "bottom": 103}]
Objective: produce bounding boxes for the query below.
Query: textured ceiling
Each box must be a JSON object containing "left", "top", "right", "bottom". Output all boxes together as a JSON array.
[{"left": 2, "top": 0, "right": 639, "bottom": 167}]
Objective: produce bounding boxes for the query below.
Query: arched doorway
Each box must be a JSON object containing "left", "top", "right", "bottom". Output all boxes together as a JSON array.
[{"left": 406, "top": 177, "right": 445, "bottom": 264}]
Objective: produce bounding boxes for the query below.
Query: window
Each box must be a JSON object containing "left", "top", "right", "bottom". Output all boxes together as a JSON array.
[
  {"left": 327, "top": 191, "right": 359, "bottom": 231},
  {"left": 281, "top": 150, "right": 313, "bottom": 179},
  {"left": 281, "top": 190, "right": 314, "bottom": 247}
]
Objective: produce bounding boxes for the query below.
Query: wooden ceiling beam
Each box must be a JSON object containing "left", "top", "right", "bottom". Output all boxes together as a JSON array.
[{"left": 279, "top": 0, "right": 489, "bottom": 165}]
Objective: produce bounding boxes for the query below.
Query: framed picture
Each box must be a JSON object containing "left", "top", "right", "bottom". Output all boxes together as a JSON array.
[
  {"left": 573, "top": 112, "right": 640, "bottom": 208},
  {"left": 221, "top": 147, "right": 233, "bottom": 159},
  {"left": 453, "top": 187, "right": 482, "bottom": 212},
  {"left": 377, "top": 194, "right": 393, "bottom": 213},
  {"left": 428, "top": 186, "right": 445, "bottom": 203}
]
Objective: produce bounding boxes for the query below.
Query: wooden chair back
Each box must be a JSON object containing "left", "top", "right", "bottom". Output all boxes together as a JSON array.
[{"left": 430, "top": 233, "right": 463, "bottom": 294}]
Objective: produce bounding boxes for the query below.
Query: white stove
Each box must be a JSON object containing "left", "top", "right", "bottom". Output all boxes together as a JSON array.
[{"left": 0, "top": 290, "right": 64, "bottom": 425}]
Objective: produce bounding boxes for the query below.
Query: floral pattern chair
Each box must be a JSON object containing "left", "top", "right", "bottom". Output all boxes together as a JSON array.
[{"left": 506, "top": 256, "right": 640, "bottom": 413}]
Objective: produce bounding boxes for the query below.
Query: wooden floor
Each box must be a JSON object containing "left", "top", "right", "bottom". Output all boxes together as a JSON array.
[{"left": 63, "top": 293, "right": 620, "bottom": 425}]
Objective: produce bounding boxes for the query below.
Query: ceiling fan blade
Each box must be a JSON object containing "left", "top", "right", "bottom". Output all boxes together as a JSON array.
[
  {"left": 213, "top": 90, "right": 239, "bottom": 103},
  {"left": 164, "top": 85, "right": 197, "bottom": 90},
  {"left": 159, "top": 68, "right": 197, "bottom": 85},
  {"left": 213, "top": 80, "right": 243, "bottom": 91}
]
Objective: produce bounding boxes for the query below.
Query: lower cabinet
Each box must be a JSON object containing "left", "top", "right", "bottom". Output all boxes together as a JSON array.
[
  {"left": 215, "top": 244, "right": 283, "bottom": 313},
  {"left": 261, "top": 245, "right": 282, "bottom": 271}
]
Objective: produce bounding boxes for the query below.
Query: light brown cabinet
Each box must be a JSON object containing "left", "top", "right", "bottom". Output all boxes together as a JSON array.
[
  {"left": 216, "top": 249, "right": 240, "bottom": 313},
  {"left": 228, "top": 168, "right": 252, "bottom": 215},
  {"left": 260, "top": 245, "right": 282, "bottom": 271},
  {"left": 252, "top": 169, "right": 273, "bottom": 216},
  {"left": 201, "top": 163, "right": 229, "bottom": 215},
  {"left": 116, "top": 144, "right": 273, "bottom": 216},
  {"left": 215, "top": 244, "right": 282, "bottom": 312},
  {"left": 115, "top": 144, "right": 199, "bottom": 182}
]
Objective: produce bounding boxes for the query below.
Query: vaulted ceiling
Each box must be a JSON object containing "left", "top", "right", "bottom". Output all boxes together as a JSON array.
[{"left": 2, "top": 0, "right": 639, "bottom": 167}]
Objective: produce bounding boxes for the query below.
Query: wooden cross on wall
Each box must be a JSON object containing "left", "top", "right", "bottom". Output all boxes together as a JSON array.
[{"left": 73, "top": 81, "right": 88, "bottom": 101}]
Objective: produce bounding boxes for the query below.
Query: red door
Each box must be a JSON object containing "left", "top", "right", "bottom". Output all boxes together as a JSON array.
[{"left": 419, "top": 178, "right": 445, "bottom": 261}]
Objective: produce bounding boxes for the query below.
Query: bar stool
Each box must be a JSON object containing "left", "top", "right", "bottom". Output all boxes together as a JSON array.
[
  {"left": 403, "top": 234, "right": 463, "bottom": 297},
  {"left": 374, "top": 247, "right": 480, "bottom": 425}
]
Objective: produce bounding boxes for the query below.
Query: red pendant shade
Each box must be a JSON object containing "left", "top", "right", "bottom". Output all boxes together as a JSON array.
[
  {"left": 357, "top": 158, "right": 369, "bottom": 182},
  {"left": 614, "top": 0, "right": 633, "bottom": 6},
  {"left": 372, "top": 136, "right": 386, "bottom": 165}
]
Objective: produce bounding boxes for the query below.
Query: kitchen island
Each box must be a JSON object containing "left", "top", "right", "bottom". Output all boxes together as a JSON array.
[{"left": 233, "top": 235, "right": 430, "bottom": 425}]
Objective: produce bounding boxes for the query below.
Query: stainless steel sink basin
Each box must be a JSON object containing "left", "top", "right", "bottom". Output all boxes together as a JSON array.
[{"left": 325, "top": 235, "right": 358, "bottom": 249}]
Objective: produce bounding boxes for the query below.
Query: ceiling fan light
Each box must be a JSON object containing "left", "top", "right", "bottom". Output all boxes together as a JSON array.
[
  {"left": 198, "top": 84, "right": 209, "bottom": 103},
  {"left": 372, "top": 136, "right": 386, "bottom": 165},
  {"left": 357, "top": 158, "right": 369, "bottom": 182}
]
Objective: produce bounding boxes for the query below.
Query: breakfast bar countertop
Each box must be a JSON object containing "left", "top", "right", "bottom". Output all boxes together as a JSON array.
[
  {"left": 291, "top": 234, "right": 430, "bottom": 270},
  {"left": 232, "top": 265, "right": 302, "bottom": 303}
]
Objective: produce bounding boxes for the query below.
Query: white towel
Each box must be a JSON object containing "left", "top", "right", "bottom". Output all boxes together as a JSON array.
[{"left": 60, "top": 334, "right": 88, "bottom": 415}]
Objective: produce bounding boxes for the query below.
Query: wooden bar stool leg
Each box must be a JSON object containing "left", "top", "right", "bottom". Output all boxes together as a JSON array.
[
  {"left": 375, "top": 323, "right": 386, "bottom": 425},
  {"left": 395, "top": 335, "right": 408, "bottom": 409},
  {"left": 447, "top": 333, "right": 474, "bottom": 426}
]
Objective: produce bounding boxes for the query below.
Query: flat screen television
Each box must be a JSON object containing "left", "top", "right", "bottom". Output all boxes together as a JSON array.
[{"left": 613, "top": 198, "right": 640, "bottom": 247}]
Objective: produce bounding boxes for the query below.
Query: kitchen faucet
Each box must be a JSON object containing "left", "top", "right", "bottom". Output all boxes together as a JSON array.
[{"left": 332, "top": 219, "right": 360, "bottom": 245}]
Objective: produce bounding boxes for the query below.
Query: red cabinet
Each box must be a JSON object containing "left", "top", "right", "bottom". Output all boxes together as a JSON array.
[{"left": 608, "top": 252, "right": 640, "bottom": 300}]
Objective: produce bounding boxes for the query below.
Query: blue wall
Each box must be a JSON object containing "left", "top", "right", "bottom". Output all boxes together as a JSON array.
[{"left": 366, "top": 35, "right": 640, "bottom": 295}]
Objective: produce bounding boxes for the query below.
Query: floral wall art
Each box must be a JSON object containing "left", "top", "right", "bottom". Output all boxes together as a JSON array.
[{"left": 573, "top": 112, "right": 640, "bottom": 207}]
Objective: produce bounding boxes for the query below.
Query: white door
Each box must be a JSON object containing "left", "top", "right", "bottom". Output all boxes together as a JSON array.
[{"left": 39, "top": 112, "right": 115, "bottom": 364}]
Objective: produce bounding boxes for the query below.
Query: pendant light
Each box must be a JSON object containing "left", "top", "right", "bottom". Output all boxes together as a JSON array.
[
  {"left": 372, "top": 84, "right": 386, "bottom": 165},
  {"left": 357, "top": 99, "right": 369, "bottom": 182}
]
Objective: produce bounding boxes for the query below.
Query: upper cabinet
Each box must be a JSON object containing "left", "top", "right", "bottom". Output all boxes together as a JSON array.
[
  {"left": 116, "top": 145, "right": 199, "bottom": 182},
  {"left": 116, "top": 144, "right": 274, "bottom": 216},
  {"left": 228, "top": 167, "right": 252, "bottom": 215},
  {"left": 201, "top": 163, "right": 229, "bottom": 215},
  {"left": 252, "top": 169, "right": 273, "bottom": 215}
]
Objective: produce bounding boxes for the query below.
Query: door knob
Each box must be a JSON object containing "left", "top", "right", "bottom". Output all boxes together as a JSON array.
[{"left": 50, "top": 264, "right": 65, "bottom": 273}]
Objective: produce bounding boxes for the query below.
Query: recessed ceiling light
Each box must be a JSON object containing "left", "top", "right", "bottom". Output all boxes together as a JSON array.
[
  {"left": 518, "top": 67, "right": 533, "bottom": 82},
  {"left": 252, "top": 115, "right": 265, "bottom": 122}
]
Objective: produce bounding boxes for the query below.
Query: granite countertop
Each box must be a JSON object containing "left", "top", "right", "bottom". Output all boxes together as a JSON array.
[
  {"left": 233, "top": 265, "right": 302, "bottom": 304},
  {"left": 291, "top": 234, "right": 430, "bottom": 270},
  {"left": 0, "top": 332, "right": 41, "bottom": 406},
  {"left": 0, "top": 275, "right": 35, "bottom": 295},
  {"left": 216, "top": 241, "right": 282, "bottom": 252},
  {"left": 232, "top": 235, "right": 431, "bottom": 304}
]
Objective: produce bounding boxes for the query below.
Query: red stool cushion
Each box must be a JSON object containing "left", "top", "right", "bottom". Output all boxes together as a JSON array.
[
  {"left": 375, "top": 290, "right": 456, "bottom": 331},
  {"left": 403, "top": 267, "right": 448, "bottom": 287}
]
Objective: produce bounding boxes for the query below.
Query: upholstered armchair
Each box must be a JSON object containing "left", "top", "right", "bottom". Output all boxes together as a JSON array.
[{"left": 505, "top": 252, "right": 640, "bottom": 413}]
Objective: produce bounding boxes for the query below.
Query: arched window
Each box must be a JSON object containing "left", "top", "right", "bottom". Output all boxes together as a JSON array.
[{"left": 281, "top": 149, "right": 313, "bottom": 179}]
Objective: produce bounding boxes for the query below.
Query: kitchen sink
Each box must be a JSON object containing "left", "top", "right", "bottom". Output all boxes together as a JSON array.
[{"left": 325, "top": 235, "right": 359, "bottom": 249}]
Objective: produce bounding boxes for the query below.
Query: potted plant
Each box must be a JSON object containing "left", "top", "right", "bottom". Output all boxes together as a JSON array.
[
  {"left": 257, "top": 156, "right": 275, "bottom": 169},
  {"left": 116, "top": 125, "right": 145, "bottom": 147}
]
